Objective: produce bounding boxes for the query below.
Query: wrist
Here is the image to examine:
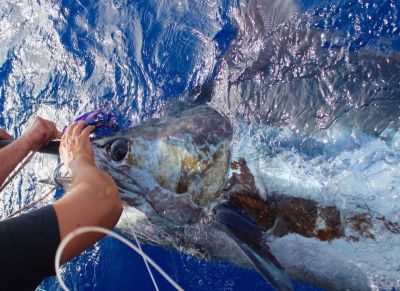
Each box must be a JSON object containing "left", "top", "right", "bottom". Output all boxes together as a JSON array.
[
  {"left": 68, "top": 155, "right": 96, "bottom": 173},
  {"left": 19, "top": 135, "right": 34, "bottom": 152}
]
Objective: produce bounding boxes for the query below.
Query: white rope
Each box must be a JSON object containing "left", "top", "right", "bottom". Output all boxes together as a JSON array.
[{"left": 55, "top": 226, "right": 184, "bottom": 291}]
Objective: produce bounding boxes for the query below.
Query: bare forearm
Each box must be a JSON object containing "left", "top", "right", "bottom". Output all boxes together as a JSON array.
[
  {"left": 0, "top": 117, "right": 61, "bottom": 187},
  {"left": 53, "top": 160, "right": 122, "bottom": 263},
  {"left": 0, "top": 137, "right": 31, "bottom": 186},
  {"left": 54, "top": 121, "right": 122, "bottom": 263}
]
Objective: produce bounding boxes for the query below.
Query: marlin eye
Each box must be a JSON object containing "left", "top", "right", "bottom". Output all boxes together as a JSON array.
[{"left": 110, "top": 139, "right": 128, "bottom": 161}]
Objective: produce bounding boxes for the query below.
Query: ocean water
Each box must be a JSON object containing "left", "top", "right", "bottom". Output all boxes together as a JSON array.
[{"left": 0, "top": 0, "right": 399, "bottom": 290}]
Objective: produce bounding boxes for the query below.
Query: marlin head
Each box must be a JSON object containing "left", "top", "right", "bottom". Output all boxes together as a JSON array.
[{"left": 92, "top": 105, "right": 233, "bottom": 220}]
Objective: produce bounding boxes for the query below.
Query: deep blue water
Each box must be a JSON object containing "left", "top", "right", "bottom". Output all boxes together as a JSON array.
[
  {"left": 1, "top": 0, "right": 400, "bottom": 290},
  {"left": 40, "top": 234, "right": 319, "bottom": 291}
]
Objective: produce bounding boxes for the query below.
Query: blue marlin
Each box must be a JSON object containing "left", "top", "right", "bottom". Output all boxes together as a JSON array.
[
  {"left": 89, "top": 104, "right": 399, "bottom": 290},
  {"left": 90, "top": 104, "right": 293, "bottom": 290}
]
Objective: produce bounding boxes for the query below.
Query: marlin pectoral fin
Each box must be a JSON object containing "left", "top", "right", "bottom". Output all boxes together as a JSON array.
[{"left": 214, "top": 204, "right": 293, "bottom": 291}]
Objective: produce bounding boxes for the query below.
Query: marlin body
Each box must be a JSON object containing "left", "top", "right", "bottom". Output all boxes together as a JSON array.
[
  {"left": 88, "top": 105, "right": 395, "bottom": 290},
  {"left": 36, "top": 103, "right": 395, "bottom": 290},
  {"left": 91, "top": 104, "right": 292, "bottom": 290}
]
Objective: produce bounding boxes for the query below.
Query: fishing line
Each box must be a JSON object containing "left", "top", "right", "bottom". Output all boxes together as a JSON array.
[
  {"left": 55, "top": 226, "right": 184, "bottom": 291},
  {"left": 0, "top": 148, "right": 58, "bottom": 218},
  {"left": 7, "top": 186, "right": 55, "bottom": 218},
  {"left": 0, "top": 151, "right": 55, "bottom": 219},
  {"left": 0, "top": 151, "right": 36, "bottom": 192},
  {"left": 124, "top": 211, "right": 160, "bottom": 291}
]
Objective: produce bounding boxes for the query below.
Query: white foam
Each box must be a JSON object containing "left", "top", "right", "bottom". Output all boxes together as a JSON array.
[{"left": 232, "top": 121, "right": 400, "bottom": 288}]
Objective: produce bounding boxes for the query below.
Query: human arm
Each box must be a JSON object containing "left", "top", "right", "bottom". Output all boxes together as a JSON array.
[
  {"left": 53, "top": 121, "right": 123, "bottom": 264},
  {"left": 0, "top": 117, "right": 61, "bottom": 186}
]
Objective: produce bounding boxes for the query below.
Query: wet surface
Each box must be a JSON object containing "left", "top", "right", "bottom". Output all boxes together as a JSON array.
[{"left": 0, "top": 0, "right": 400, "bottom": 289}]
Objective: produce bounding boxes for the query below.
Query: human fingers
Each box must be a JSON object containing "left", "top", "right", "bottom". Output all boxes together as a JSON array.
[
  {"left": 22, "top": 117, "right": 54, "bottom": 150},
  {"left": 61, "top": 123, "right": 76, "bottom": 145},
  {"left": 72, "top": 121, "right": 87, "bottom": 136},
  {"left": 81, "top": 125, "right": 95, "bottom": 139},
  {"left": 44, "top": 120, "right": 62, "bottom": 140},
  {"left": 64, "top": 121, "right": 82, "bottom": 137},
  {"left": 42, "top": 119, "right": 61, "bottom": 143},
  {"left": 45, "top": 120, "right": 60, "bottom": 139}
]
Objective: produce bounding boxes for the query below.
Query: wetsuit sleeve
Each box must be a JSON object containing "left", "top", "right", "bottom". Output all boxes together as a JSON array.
[{"left": 0, "top": 205, "right": 61, "bottom": 290}]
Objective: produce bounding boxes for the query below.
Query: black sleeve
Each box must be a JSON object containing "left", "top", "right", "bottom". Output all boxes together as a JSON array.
[{"left": 0, "top": 205, "right": 61, "bottom": 290}]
